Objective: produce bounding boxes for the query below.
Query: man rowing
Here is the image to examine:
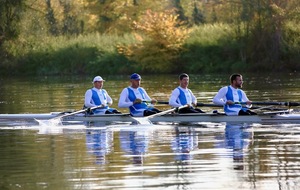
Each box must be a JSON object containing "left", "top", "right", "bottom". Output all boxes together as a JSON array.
[
  {"left": 118, "top": 73, "right": 161, "bottom": 117},
  {"left": 84, "top": 76, "right": 121, "bottom": 115},
  {"left": 169, "top": 73, "right": 205, "bottom": 113},
  {"left": 213, "top": 73, "right": 256, "bottom": 115}
]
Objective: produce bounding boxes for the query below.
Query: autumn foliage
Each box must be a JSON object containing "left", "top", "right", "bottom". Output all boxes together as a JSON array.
[{"left": 117, "top": 9, "right": 190, "bottom": 73}]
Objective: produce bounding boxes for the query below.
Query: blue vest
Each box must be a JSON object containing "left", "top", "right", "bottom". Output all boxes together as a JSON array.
[
  {"left": 91, "top": 89, "right": 108, "bottom": 109},
  {"left": 90, "top": 89, "right": 110, "bottom": 114},
  {"left": 127, "top": 87, "right": 148, "bottom": 115},
  {"left": 224, "top": 86, "right": 246, "bottom": 113},
  {"left": 176, "top": 87, "right": 191, "bottom": 105}
]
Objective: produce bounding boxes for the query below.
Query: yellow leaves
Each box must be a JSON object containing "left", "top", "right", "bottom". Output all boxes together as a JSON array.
[
  {"left": 133, "top": 33, "right": 144, "bottom": 42},
  {"left": 116, "top": 9, "right": 190, "bottom": 72},
  {"left": 133, "top": 9, "right": 189, "bottom": 45},
  {"left": 116, "top": 43, "right": 138, "bottom": 57},
  {"left": 87, "top": 14, "right": 98, "bottom": 28},
  {"left": 270, "top": 3, "right": 286, "bottom": 17}
]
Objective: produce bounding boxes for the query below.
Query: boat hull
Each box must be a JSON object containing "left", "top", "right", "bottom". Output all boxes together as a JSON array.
[{"left": 1, "top": 112, "right": 300, "bottom": 124}]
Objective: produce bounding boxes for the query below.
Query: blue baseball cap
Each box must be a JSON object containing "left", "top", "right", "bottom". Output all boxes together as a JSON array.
[{"left": 130, "top": 73, "right": 141, "bottom": 80}]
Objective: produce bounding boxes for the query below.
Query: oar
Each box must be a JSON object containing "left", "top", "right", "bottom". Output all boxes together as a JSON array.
[
  {"left": 52, "top": 105, "right": 104, "bottom": 120},
  {"left": 154, "top": 100, "right": 279, "bottom": 111},
  {"left": 236, "top": 101, "right": 300, "bottom": 106},
  {"left": 154, "top": 101, "right": 223, "bottom": 108},
  {"left": 131, "top": 105, "right": 188, "bottom": 125},
  {"left": 34, "top": 105, "right": 104, "bottom": 126},
  {"left": 146, "top": 105, "right": 189, "bottom": 119},
  {"left": 251, "top": 105, "right": 274, "bottom": 111}
]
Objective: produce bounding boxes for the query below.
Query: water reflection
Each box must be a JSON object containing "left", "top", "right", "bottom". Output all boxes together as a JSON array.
[
  {"left": 3, "top": 123, "right": 300, "bottom": 189},
  {"left": 216, "top": 124, "right": 253, "bottom": 170},
  {"left": 86, "top": 128, "right": 113, "bottom": 165},
  {"left": 119, "top": 129, "right": 150, "bottom": 165},
  {"left": 171, "top": 127, "right": 198, "bottom": 163},
  {"left": 1, "top": 74, "right": 300, "bottom": 189}
]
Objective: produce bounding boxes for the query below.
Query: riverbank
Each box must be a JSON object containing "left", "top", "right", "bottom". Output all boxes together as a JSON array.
[{"left": 1, "top": 23, "right": 299, "bottom": 76}]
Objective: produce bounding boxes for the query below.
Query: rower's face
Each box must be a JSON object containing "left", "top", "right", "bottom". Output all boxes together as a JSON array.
[
  {"left": 180, "top": 77, "right": 189, "bottom": 88},
  {"left": 233, "top": 76, "right": 243, "bottom": 88},
  {"left": 131, "top": 79, "right": 141, "bottom": 88},
  {"left": 94, "top": 81, "right": 103, "bottom": 89}
]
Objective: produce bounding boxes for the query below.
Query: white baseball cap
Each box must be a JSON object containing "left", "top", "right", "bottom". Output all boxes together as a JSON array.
[{"left": 92, "top": 76, "right": 105, "bottom": 83}]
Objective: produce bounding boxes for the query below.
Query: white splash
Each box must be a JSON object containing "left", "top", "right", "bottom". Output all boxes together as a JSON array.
[
  {"left": 131, "top": 117, "right": 153, "bottom": 125},
  {"left": 34, "top": 118, "right": 63, "bottom": 134}
]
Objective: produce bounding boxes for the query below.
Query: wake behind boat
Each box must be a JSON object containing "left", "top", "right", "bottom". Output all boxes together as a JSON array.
[{"left": 1, "top": 110, "right": 300, "bottom": 124}]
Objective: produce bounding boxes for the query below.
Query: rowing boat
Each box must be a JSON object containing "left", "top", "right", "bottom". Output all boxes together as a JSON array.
[{"left": 1, "top": 111, "right": 300, "bottom": 124}]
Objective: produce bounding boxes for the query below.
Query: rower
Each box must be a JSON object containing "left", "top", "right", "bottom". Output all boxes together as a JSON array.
[
  {"left": 213, "top": 73, "right": 256, "bottom": 115},
  {"left": 118, "top": 73, "right": 161, "bottom": 117},
  {"left": 169, "top": 73, "right": 205, "bottom": 113},
  {"left": 84, "top": 76, "right": 121, "bottom": 115}
]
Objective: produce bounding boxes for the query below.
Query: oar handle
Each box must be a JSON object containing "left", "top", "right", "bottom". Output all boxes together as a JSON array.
[
  {"left": 86, "top": 105, "right": 105, "bottom": 112},
  {"left": 196, "top": 103, "right": 223, "bottom": 107},
  {"left": 156, "top": 101, "right": 168, "bottom": 104}
]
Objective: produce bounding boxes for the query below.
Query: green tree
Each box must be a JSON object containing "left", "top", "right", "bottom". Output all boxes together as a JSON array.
[
  {"left": 19, "top": 0, "right": 83, "bottom": 37},
  {"left": 59, "top": 0, "right": 82, "bottom": 35},
  {"left": 235, "top": 0, "right": 300, "bottom": 69},
  {"left": 172, "top": 0, "right": 188, "bottom": 22},
  {"left": 45, "top": 0, "right": 59, "bottom": 35},
  {"left": 0, "top": 0, "right": 23, "bottom": 46},
  {"left": 192, "top": 0, "right": 205, "bottom": 24}
]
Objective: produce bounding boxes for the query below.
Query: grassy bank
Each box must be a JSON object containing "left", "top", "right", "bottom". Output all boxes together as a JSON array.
[
  {"left": 1, "top": 23, "right": 299, "bottom": 76},
  {"left": 1, "top": 33, "right": 137, "bottom": 76}
]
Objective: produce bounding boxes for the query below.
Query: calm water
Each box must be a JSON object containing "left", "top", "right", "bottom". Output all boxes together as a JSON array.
[{"left": 1, "top": 73, "right": 300, "bottom": 190}]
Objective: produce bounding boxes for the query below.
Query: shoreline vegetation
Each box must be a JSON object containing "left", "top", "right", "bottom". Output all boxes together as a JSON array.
[{"left": 0, "top": 1, "right": 299, "bottom": 76}]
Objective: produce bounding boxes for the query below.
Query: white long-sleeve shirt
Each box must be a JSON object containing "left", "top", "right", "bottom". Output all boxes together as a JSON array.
[
  {"left": 169, "top": 87, "right": 197, "bottom": 107},
  {"left": 213, "top": 86, "right": 249, "bottom": 115},
  {"left": 118, "top": 87, "right": 151, "bottom": 108}
]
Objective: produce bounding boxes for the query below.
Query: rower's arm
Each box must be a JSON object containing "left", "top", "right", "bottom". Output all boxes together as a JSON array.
[
  {"left": 169, "top": 88, "right": 182, "bottom": 107},
  {"left": 213, "top": 87, "right": 227, "bottom": 106},
  {"left": 240, "top": 90, "right": 250, "bottom": 102},
  {"left": 189, "top": 89, "right": 197, "bottom": 106},
  {"left": 140, "top": 87, "right": 152, "bottom": 101},
  {"left": 84, "top": 89, "right": 96, "bottom": 107},
  {"left": 103, "top": 89, "right": 113, "bottom": 106},
  {"left": 118, "top": 88, "right": 134, "bottom": 108}
]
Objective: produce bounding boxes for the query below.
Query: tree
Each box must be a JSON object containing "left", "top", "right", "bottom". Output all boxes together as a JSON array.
[
  {"left": 235, "top": 0, "right": 300, "bottom": 68},
  {"left": 0, "top": 0, "right": 23, "bottom": 46},
  {"left": 192, "top": 0, "right": 205, "bottom": 24},
  {"left": 80, "top": 0, "right": 169, "bottom": 34},
  {"left": 117, "top": 9, "right": 190, "bottom": 73},
  {"left": 19, "top": 0, "right": 83, "bottom": 37},
  {"left": 45, "top": 0, "right": 59, "bottom": 35},
  {"left": 172, "top": 0, "right": 188, "bottom": 22}
]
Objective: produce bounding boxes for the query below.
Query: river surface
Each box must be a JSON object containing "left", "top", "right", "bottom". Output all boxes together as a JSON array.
[{"left": 0, "top": 73, "right": 300, "bottom": 190}]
